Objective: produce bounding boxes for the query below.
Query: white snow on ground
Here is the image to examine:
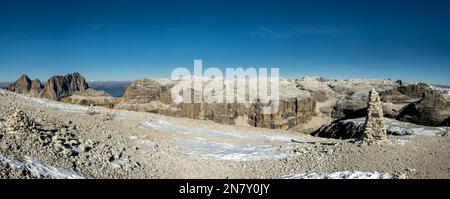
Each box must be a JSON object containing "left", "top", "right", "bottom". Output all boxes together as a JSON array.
[
  {"left": 281, "top": 171, "right": 396, "bottom": 179},
  {"left": 19, "top": 96, "right": 88, "bottom": 112},
  {"left": 347, "top": 117, "right": 448, "bottom": 145},
  {"left": 182, "top": 139, "right": 297, "bottom": 161},
  {"left": 0, "top": 154, "right": 88, "bottom": 179},
  {"left": 141, "top": 119, "right": 302, "bottom": 161},
  {"left": 348, "top": 117, "right": 446, "bottom": 137},
  {"left": 141, "top": 119, "right": 293, "bottom": 142}
]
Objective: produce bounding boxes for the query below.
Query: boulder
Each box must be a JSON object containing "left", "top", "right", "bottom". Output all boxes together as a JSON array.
[{"left": 311, "top": 120, "right": 364, "bottom": 139}]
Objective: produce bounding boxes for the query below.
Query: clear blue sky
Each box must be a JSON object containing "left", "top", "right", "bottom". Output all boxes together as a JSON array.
[{"left": 0, "top": 0, "right": 449, "bottom": 84}]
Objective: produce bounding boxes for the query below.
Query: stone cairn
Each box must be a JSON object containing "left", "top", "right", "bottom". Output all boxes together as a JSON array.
[
  {"left": 3, "top": 111, "right": 36, "bottom": 133},
  {"left": 362, "top": 88, "right": 388, "bottom": 144}
]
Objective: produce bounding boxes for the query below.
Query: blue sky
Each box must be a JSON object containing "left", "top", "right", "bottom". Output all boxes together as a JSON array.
[{"left": 0, "top": 0, "right": 449, "bottom": 84}]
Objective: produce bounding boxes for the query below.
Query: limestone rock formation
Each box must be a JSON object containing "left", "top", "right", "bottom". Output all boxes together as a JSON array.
[
  {"left": 39, "top": 72, "right": 89, "bottom": 100},
  {"left": 6, "top": 75, "right": 43, "bottom": 97},
  {"left": 6, "top": 75, "right": 32, "bottom": 94},
  {"left": 380, "top": 83, "right": 434, "bottom": 104},
  {"left": 397, "top": 90, "right": 450, "bottom": 126},
  {"left": 29, "top": 79, "right": 43, "bottom": 96},
  {"left": 122, "top": 78, "right": 173, "bottom": 104},
  {"left": 116, "top": 78, "right": 316, "bottom": 130},
  {"left": 62, "top": 89, "right": 121, "bottom": 108},
  {"left": 362, "top": 88, "right": 388, "bottom": 143}
]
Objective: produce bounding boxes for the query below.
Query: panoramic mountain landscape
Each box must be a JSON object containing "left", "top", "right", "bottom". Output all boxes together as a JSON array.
[
  {"left": 1, "top": 0, "right": 450, "bottom": 185},
  {"left": 0, "top": 72, "right": 449, "bottom": 179}
]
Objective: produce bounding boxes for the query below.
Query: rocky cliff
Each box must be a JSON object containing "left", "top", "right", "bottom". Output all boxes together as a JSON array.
[
  {"left": 116, "top": 77, "right": 450, "bottom": 131},
  {"left": 116, "top": 78, "right": 316, "bottom": 130},
  {"left": 29, "top": 79, "right": 43, "bottom": 96},
  {"left": 396, "top": 90, "right": 450, "bottom": 126},
  {"left": 6, "top": 75, "right": 43, "bottom": 96},
  {"left": 62, "top": 89, "right": 121, "bottom": 108},
  {"left": 39, "top": 72, "right": 89, "bottom": 100}
]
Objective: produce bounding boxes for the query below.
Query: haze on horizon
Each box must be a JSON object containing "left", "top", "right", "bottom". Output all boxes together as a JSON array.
[{"left": 0, "top": 0, "right": 449, "bottom": 85}]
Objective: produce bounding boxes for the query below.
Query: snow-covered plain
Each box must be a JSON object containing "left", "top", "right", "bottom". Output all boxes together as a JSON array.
[
  {"left": 282, "top": 171, "right": 396, "bottom": 179},
  {"left": 0, "top": 154, "right": 87, "bottom": 179}
]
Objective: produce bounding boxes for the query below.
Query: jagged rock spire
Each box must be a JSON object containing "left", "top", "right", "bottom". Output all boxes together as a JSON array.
[{"left": 362, "top": 88, "right": 387, "bottom": 144}]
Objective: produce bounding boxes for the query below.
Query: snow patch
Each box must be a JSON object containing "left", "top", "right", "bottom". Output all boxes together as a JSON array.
[
  {"left": 182, "top": 139, "right": 298, "bottom": 161},
  {"left": 141, "top": 119, "right": 293, "bottom": 142},
  {"left": 0, "top": 154, "right": 88, "bottom": 179},
  {"left": 20, "top": 96, "right": 88, "bottom": 112},
  {"left": 141, "top": 119, "right": 302, "bottom": 161},
  {"left": 282, "top": 171, "right": 396, "bottom": 179}
]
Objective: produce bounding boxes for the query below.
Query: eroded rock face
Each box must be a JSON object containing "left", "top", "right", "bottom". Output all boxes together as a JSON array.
[
  {"left": 117, "top": 78, "right": 316, "bottom": 130},
  {"left": 6, "top": 75, "right": 32, "bottom": 94},
  {"left": 122, "top": 78, "right": 173, "bottom": 104},
  {"left": 397, "top": 91, "right": 450, "bottom": 126},
  {"left": 380, "top": 83, "right": 434, "bottom": 104},
  {"left": 29, "top": 79, "right": 43, "bottom": 96},
  {"left": 6, "top": 75, "right": 43, "bottom": 97},
  {"left": 362, "top": 89, "right": 388, "bottom": 143},
  {"left": 62, "top": 89, "right": 120, "bottom": 108},
  {"left": 39, "top": 72, "right": 89, "bottom": 100}
]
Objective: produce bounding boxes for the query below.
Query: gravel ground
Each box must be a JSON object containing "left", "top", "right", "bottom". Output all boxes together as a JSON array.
[{"left": 1, "top": 89, "right": 449, "bottom": 179}]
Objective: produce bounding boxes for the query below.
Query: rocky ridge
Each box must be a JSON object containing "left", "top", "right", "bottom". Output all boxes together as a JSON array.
[
  {"left": 6, "top": 75, "right": 42, "bottom": 96},
  {"left": 38, "top": 72, "right": 89, "bottom": 100},
  {"left": 117, "top": 77, "right": 450, "bottom": 132},
  {"left": 116, "top": 77, "right": 316, "bottom": 130}
]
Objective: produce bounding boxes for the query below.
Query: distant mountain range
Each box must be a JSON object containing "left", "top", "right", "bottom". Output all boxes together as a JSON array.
[
  {"left": 88, "top": 81, "right": 132, "bottom": 97},
  {"left": 1, "top": 80, "right": 131, "bottom": 98},
  {"left": 435, "top": 85, "right": 450, "bottom": 89},
  {"left": 2, "top": 80, "right": 448, "bottom": 98},
  {"left": 0, "top": 82, "right": 10, "bottom": 89}
]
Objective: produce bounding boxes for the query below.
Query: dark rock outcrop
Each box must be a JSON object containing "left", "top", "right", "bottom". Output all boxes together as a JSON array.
[
  {"left": 311, "top": 120, "right": 364, "bottom": 139},
  {"left": 441, "top": 117, "right": 450, "bottom": 126},
  {"left": 397, "top": 91, "right": 450, "bottom": 126},
  {"left": 331, "top": 98, "right": 367, "bottom": 120},
  {"left": 380, "top": 83, "right": 434, "bottom": 103},
  {"left": 39, "top": 72, "right": 89, "bottom": 100}
]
